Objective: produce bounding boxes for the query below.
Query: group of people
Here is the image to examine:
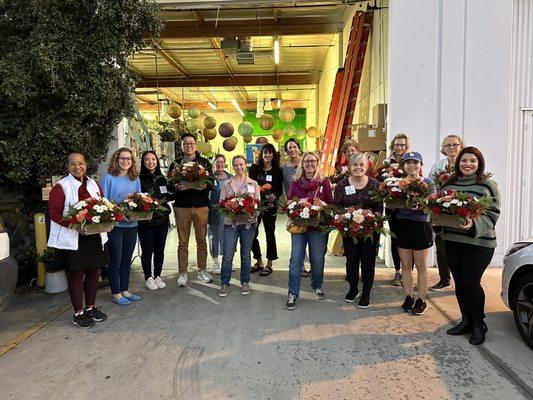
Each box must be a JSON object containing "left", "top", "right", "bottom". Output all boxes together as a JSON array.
[{"left": 47, "top": 131, "right": 500, "bottom": 346}]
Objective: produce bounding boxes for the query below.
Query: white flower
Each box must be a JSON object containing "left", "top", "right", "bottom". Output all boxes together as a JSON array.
[
  {"left": 92, "top": 216, "right": 100, "bottom": 223},
  {"left": 128, "top": 202, "right": 137, "bottom": 208},
  {"left": 391, "top": 163, "right": 400, "bottom": 169},
  {"left": 74, "top": 201, "right": 87, "bottom": 210},
  {"left": 288, "top": 202, "right": 296, "bottom": 210},
  {"left": 456, "top": 201, "right": 463, "bottom": 206},
  {"left": 311, "top": 205, "right": 320, "bottom": 211},
  {"left": 344, "top": 212, "right": 351, "bottom": 219},
  {"left": 450, "top": 199, "right": 459, "bottom": 204},
  {"left": 344, "top": 227, "right": 349, "bottom": 231},
  {"left": 442, "top": 202, "right": 451, "bottom": 208},
  {"left": 353, "top": 213, "right": 364, "bottom": 224},
  {"left": 94, "top": 204, "right": 108, "bottom": 213},
  {"left": 334, "top": 214, "right": 340, "bottom": 220},
  {"left": 238, "top": 201, "right": 244, "bottom": 206},
  {"left": 300, "top": 209, "right": 310, "bottom": 219}
]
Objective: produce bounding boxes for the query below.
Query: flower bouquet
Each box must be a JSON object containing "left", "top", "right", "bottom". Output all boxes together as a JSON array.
[
  {"left": 66, "top": 197, "right": 125, "bottom": 234},
  {"left": 331, "top": 207, "right": 388, "bottom": 242},
  {"left": 328, "top": 165, "right": 350, "bottom": 185},
  {"left": 375, "top": 161, "right": 406, "bottom": 183},
  {"left": 285, "top": 198, "right": 330, "bottom": 231},
  {"left": 120, "top": 193, "right": 159, "bottom": 222},
  {"left": 423, "top": 190, "right": 492, "bottom": 228},
  {"left": 217, "top": 193, "right": 261, "bottom": 222},
  {"left": 372, "top": 177, "right": 433, "bottom": 209},
  {"left": 168, "top": 161, "right": 213, "bottom": 189}
]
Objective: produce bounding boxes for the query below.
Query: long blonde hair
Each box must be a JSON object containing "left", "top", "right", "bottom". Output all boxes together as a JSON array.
[
  {"left": 293, "top": 152, "right": 325, "bottom": 182},
  {"left": 107, "top": 147, "right": 139, "bottom": 180}
]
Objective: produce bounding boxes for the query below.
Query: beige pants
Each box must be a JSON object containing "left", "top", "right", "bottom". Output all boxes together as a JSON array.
[{"left": 174, "top": 207, "right": 209, "bottom": 273}]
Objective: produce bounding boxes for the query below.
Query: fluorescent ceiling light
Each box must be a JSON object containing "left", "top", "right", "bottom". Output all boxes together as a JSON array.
[
  {"left": 207, "top": 101, "right": 217, "bottom": 110},
  {"left": 274, "top": 37, "right": 280, "bottom": 65},
  {"left": 231, "top": 99, "right": 244, "bottom": 116},
  {"left": 277, "top": 99, "right": 281, "bottom": 108}
]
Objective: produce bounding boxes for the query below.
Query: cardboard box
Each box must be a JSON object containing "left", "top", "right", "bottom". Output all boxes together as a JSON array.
[
  {"left": 372, "top": 103, "right": 387, "bottom": 127},
  {"left": 375, "top": 150, "right": 387, "bottom": 168},
  {"left": 356, "top": 126, "right": 387, "bottom": 152}
]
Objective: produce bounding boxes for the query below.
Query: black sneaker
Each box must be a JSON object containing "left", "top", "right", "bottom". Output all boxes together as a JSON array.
[
  {"left": 286, "top": 294, "right": 297, "bottom": 310},
  {"left": 312, "top": 288, "right": 325, "bottom": 300},
  {"left": 84, "top": 306, "right": 107, "bottom": 322},
  {"left": 391, "top": 272, "right": 402, "bottom": 286},
  {"left": 412, "top": 298, "right": 428, "bottom": 315},
  {"left": 401, "top": 295, "right": 415, "bottom": 312},
  {"left": 357, "top": 293, "right": 370, "bottom": 309},
  {"left": 72, "top": 313, "right": 95, "bottom": 329},
  {"left": 430, "top": 280, "right": 451, "bottom": 292},
  {"left": 344, "top": 289, "right": 359, "bottom": 303}
]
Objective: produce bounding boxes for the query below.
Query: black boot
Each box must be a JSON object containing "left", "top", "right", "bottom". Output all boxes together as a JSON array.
[
  {"left": 447, "top": 316, "right": 470, "bottom": 335},
  {"left": 469, "top": 320, "right": 486, "bottom": 346}
]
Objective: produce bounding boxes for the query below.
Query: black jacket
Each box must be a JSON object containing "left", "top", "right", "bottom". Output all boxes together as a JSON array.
[
  {"left": 249, "top": 163, "right": 284, "bottom": 216},
  {"left": 138, "top": 172, "right": 173, "bottom": 227},
  {"left": 169, "top": 151, "right": 213, "bottom": 208}
]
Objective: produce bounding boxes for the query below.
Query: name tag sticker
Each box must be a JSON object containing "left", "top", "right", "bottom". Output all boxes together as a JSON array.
[
  {"left": 345, "top": 185, "right": 356, "bottom": 195},
  {"left": 159, "top": 186, "right": 168, "bottom": 194},
  {"left": 266, "top": 175, "right": 273, "bottom": 182},
  {"left": 247, "top": 184, "right": 255, "bottom": 193}
]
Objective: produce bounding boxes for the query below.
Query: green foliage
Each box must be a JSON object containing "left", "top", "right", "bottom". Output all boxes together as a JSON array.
[{"left": 0, "top": 0, "right": 162, "bottom": 211}]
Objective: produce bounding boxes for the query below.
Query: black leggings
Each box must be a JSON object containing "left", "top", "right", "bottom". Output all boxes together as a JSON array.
[
  {"left": 252, "top": 213, "right": 278, "bottom": 261},
  {"left": 445, "top": 240, "right": 494, "bottom": 323},
  {"left": 387, "top": 214, "right": 402, "bottom": 271},
  {"left": 138, "top": 222, "right": 169, "bottom": 280},
  {"left": 343, "top": 234, "right": 379, "bottom": 294}
]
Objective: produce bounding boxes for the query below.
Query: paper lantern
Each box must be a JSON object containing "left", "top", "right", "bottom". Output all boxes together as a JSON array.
[
  {"left": 279, "top": 107, "right": 296, "bottom": 123},
  {"left": 229, "top": 136, "right": 238, "bottom": 145},
  {"left": 219, "top": 122, "right": 234, "bottom": 138},
  {"left": 238, "top": 121, "right": 254, "bottom": 137},
  {"left": 197, "top": 113, "right": 208, "bottom": 130},
  {"left": 186, "top": 118, "right": 200, "bottom": 132},
  {"left": 256, "top": 137, "right": 269, "bottom": 144},
  {"left": 307, "top": 126, "right": 320, "bottom": 138},
  {"left": 243, "top": 135, "right": 253, "bottom": 143},
  {"left": 272, "top": 128, "right": 283, "bottom": 141},
  {"left": 196, "top": 141, "right": 212, "bottom": 154},
  {"left": 188, "top": 108, "right": 200, "bottom": 119},
  {"left": 203, "top": 127, "right": 217, "bottom": 140},
  {"left": 204, "top": 116, "right": 217, "bottom": 129},
  {"left": 167, "top": 103, "right": 182, "bottom": 119},
  {"left": 223, "top": 138, "right": 237, "bottom": 151},
  {"left": 273, "top": 134, "right": 283, "bottom": 143},
  {"left": 283, "top": 125, "right": 296, "bottom": 136},
  {"left": 295, "top": 128, "right": 307, "bottom": 140},
  {"left": 259, "top": 114, "right": 275, "bottom": 130}
]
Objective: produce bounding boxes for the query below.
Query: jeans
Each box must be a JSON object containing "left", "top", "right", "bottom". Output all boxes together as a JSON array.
[
  {"left": 138, "top": 222, "right": 169, "bottom": 280},
  {"left": 174, "top": 206, "right": 209, "bottom": 273},
  {"left": 435, "top": 234, "right": 451, "bottom": 283},
  {"left": 107, "top": 226, "right": 138, "bottom": 295},
  {"left": 288, "top": 231, "right": 329, "bottom": 297},
  {"left": 221, "top": 223, "right": 256, "bottom": 286},
  {"left": 252, "top": 213, "right": 278, "bottom": 261},
  {"left": 343, "top": 233, "right": 379, "bottom": 294},
  {"left": 208, "top": 218, "right": 225, "bottom": 258}
]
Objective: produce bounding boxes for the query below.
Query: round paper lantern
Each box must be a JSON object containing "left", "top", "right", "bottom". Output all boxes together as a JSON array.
[
  {"left": 259, "top": 114, "right": 275, "bottom": 130},
  {"left": 243, "top": 135, "right": 253, "bottom": 143},
  {"left": 167, "top": 103, "right": 182, "bottom": 119},
  {"left": 219, "top": 122, "right": 234, "bottom": 138},
  {"left": 307, "top": 126, "right": 320, "bottom": 138},
  {"left": 203, "top": 116, "right": 217, "bottom": 129},
  {"left": 229, "top": 136, "right": 238, "bottom": 145},
  {"left": 238, "top": 121, "right": 254, "bottom": 137},
  {"left": 196, "top": 141, "right": 212, "bottom": 154},
  {"left": 279, "top": 107, "right": 296, "bottom": 123},
  {"left": 186, "top": 118, "right": 200, "bottom": 132},
  {"left": 283, "top": 125, "right": 296, "bottom": 136},
  {"left": 222, "top": 138, "right": 237, "bottom": 151},
  {"left": 203, "top": 127, "right": 217, "bottom": 141},
  {"left": 188, "top": 108, "right": 200, "bottom": 119},
  {"left": 295, "top": 128, "right": 307, "bottom": 140},
  {"left": 256, "top": 136, "right": 269, "bottom": 144},
  {"left": 197, "top": 113, "right": 208, "bottom": 130},
  {"left": 273, "top": 134, "right": 283, "bottom": 143},
  {"left": 272, "top": 128, "right": 283, "bottom": 141}
]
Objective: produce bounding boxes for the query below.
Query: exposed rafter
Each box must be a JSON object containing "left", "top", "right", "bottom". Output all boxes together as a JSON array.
[
  {"left": 137, "top": 100, "right": 307, "bottom": 112},
  {"left": 157, "top": 46, "right": 189, "bottom": 78},
  {"left": 136, "top": 95, "right": 157, "bottom": 104},
  {"left": 159, "top": 88, "right": 182, "bottom": 104}
]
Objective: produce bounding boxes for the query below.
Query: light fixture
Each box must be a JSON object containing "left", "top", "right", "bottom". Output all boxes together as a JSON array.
[
  {"left": 277, "top": 99, "right": 281, "bottom": 108},
  {"left": 274, "top": 37, "right": 280, "bottom": 65},
  {"left": 231, "top": 99, "right": 245, "bottom": 116},
  {"left": 207, "top": 101, "right": 217, "bottom": 110}
]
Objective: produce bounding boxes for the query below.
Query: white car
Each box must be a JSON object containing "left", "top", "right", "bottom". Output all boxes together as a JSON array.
[
  {"left": 0, "top": 216, "right": 18, "bottom": 311},
  {"left": 501, "top": 237, "right": 533, "bottom": 350}
]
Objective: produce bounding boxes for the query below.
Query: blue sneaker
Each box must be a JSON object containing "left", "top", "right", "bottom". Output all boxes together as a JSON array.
[
  {"left": 112, "top": 296, "right": 131, "bottom": 306},
  {"left": 124, "top": 293, "right": 142, "bottom": 301}
]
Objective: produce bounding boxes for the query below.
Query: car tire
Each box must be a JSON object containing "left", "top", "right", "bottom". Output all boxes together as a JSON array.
[{"left": 511, "top": 271, "right": 533, "bottom": 350}]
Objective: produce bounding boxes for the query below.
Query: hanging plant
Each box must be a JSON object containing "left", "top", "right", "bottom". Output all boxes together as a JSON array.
[{"left": 154, "top": 121, "right": 177, "bottom": 142}]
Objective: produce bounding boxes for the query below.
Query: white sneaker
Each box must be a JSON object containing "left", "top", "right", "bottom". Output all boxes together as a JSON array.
[
  {"left": 154, "top": 276, "right": 166, "bottom": 289},
  {"left": 231, "top": 265, "right": 237, "bottom": 272},
  {"left": 145, "top": 277, "right": 158, "bottom": 291},
  {"left": 197, "top": 270, "right": 213, "bottom": 283},
  {"left": 212, "top": 260, "right": 221, "bottom": 275},
  {"left": 176, "top": 273, "right": 188, "bottom": 287}
]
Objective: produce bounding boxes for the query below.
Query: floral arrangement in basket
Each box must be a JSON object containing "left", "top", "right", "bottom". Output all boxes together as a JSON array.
[
  {"left": 331, "top": 207, "right": 388, "bottom": 242},
  {"left": 372, "top": 177, "right": 433, "bottom": 209},
  {"left": 423, "top": 190, "right": 492, "bottom": 228},
  {"left": 168, "top": 161, "right": 213, "bottom": 189},
  {"left": 375, "top": 161, "right": 406, "bottom": 182},
  {"left": 285, "top": 197, "right": 330, "bottom": 227},
  {"left": 66, "top": 197, "right": 125, "bottom": 234},
  {"left": 120, "top": 193, "right": 159, "bottom": 222},
  {"left": 217, "top": 193, "right": 261, "bottom": 221}
]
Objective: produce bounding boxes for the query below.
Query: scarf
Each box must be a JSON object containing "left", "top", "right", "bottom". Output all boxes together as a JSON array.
[{"left": 297, "top": 177, "right": 322, "bottom": 198}]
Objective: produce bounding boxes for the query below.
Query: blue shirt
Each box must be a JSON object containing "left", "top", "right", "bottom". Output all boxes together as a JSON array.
[
  {"left": 100, "top": 173, "right": 141, "bottom": 228},
  {"left": 396, "top": 177, "right": 435, "bottom": 222}
]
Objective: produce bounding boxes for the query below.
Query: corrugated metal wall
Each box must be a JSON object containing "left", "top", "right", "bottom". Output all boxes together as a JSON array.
[{"left": 504, "top": 0, "right": 533, "bottom": 246}]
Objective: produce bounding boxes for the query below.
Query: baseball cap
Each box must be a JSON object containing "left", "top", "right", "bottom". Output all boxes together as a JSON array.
[{"left": 402, "top": 151, "right": 423, "bottom": 163}]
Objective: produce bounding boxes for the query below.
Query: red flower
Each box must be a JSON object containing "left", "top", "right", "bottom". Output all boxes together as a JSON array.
[
  {"left": 431, "top": 206, "right": 442, "bottom": 215},
  {"left": 457, "top": 207, "right": 469, "bottom": 217}
]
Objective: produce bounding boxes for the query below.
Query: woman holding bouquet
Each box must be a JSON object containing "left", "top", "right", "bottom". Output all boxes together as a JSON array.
[
  {"left": 218, "top": 155, "right": 261, "bottom": 297},
  {"left": 249, "top": 143, "right": 284, "bottom": 276},
  {"left": 209, "top": 154, "right": 233, "bottom": 275},
  {"left": 138, "top": 151, "right": 173, "bottom": 291},
  {"left": 48, "top": 151, "right": 108, "bottom": 328},
  {"left": 428, "top": 134, "right": 464, "bottom": 292},
  {"left": 396, "top": 152, "right": 435, "bottom": 316},
  {"left": 101, "top": 147, "right": 142, "bottom": 306},
  {"left": 333, "top": 154, "right": 381, "bottom": 308},
  {"left": 438, "top": 147, "right": 500, "bottom": 345},
  {"left": 286, "top": 152, "right": 333, "bottom": 310}
]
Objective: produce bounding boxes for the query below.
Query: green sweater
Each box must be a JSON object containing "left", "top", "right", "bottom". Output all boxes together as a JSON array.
[{"left": 439, "top": 175, "right": 500, "bottom": 248}]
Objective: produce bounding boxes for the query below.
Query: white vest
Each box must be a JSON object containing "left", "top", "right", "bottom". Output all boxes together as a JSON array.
[{"left": 47, "top": 174, "right": 108, "bottom": 250}]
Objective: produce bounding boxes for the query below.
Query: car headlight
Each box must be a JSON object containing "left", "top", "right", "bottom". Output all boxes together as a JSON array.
[{"left": 505, "top": 242, "right": 531, "bottom": 257}]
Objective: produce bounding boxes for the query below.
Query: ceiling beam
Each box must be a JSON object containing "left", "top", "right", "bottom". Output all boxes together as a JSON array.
[
  {"left": 137, "top": 73, "right": 319, "bottom": 88},
  {"left": 154, "top": 17, "right": 343, "bottom": 38},
  {"left": 137, "top": 100, "right": 307, "bottom": 112},
  {"left": 136, "top": 95, "right": 157, "bottom": 104},
  {"left": 159, "top": 88, "right": 183, "bottom": 104},
  {"left": 157, "top": 47, "right": 189, "bottom": 78}
]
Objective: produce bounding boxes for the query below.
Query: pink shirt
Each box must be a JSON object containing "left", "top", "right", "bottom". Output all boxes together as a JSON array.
[{"left": 220, "top": 176, "right": 262, "bottom": 227}]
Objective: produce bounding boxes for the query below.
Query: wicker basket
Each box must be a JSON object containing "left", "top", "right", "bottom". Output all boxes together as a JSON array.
[
  {"left": 180, "top": 180, "right": 206, "bottom": 190},
  {"left": 292, "top": 219, "right": 320, "bottom": 227},
  {"left": 83, "top": 222, "right": 115, "bottom": 235},
  {"left": 430, "top": 214, "right": 463, "bottom": 228},
  {"left": 385, "top": 199, "right": 406, "bottom": 209},
  {"left": 127, "top": 212, "right": 153, "bottom": 222}
]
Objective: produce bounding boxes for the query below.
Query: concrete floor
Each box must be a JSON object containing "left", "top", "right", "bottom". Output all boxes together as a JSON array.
[{"left": 0, "top": 219, "right": 532, "bottom": 400}]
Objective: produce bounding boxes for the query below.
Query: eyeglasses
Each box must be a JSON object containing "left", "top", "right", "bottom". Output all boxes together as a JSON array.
[
  {"left": 393, "top": 144, "right": 407, "bottom": 148},
  {"left": 118, "top": 157, "right": 132, "bottom": 161},
  {"left": 443, "top": 143, "right": 460, "bottom": 149},
  {"left": 304, "top": 159, "right": 318, "bottom": 164},
  {"left": 182, "top": 142, "right": 195, "bottom": 147}
]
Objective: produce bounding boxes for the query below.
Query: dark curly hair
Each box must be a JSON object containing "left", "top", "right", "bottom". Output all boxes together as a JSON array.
[{"left": 257, "top": 143, "right": 280, "bottom": 169}]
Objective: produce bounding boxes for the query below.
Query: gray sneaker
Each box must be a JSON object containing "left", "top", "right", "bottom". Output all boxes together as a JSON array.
[
  {"left": 391, "top": 272, "right": 402, "bottom": 286},
  {"left": 218, "top": 284, "right": 229, "bottom": 297},
  {"left": 198, "top": 270, "right": 213, "bottom": 283},
  {"left": 286, "top": 293, "right": 297, "bottom": 310},
  {"left": 241, "top": 283, "right": 251, "bottom": 295},
  {"left": 312, "top": 288, "right": 325, "bottom": 300}
]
